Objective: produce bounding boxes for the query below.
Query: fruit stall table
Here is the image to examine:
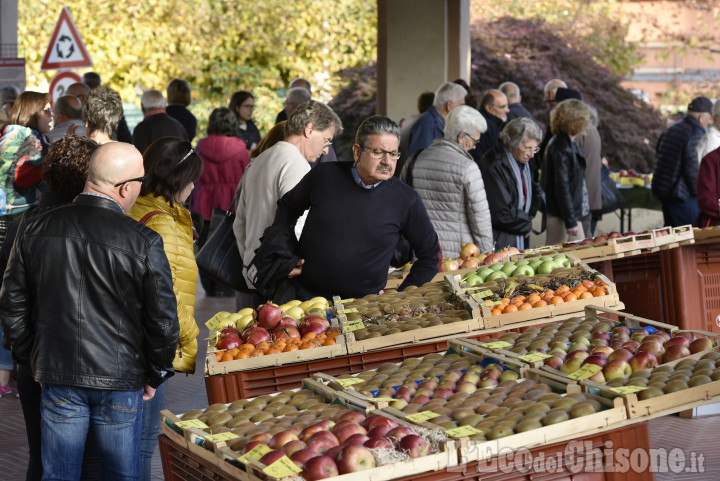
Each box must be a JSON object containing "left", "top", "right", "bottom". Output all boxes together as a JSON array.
[{"left": 617, "top": 186, "right": 662, "bottom": 233}]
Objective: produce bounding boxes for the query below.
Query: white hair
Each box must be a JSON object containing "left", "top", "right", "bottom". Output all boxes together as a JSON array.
[
  {"left": 433, "top": 82, "right": 467, "bottom": 109},
  {"left": 543, "top": 79, "right": 567, "bottom": 100},
  {"left": 444, "top": 105, "right": 487, "bottom": 142},
  {"left": 286, "top": 87, "right": 311, "bottom": 106},
  {"left": 141, "top": 89, "right": 166, "bottom": 110},
  {"left": 499, "top": 81, "right": 520, "bottom": 101}
]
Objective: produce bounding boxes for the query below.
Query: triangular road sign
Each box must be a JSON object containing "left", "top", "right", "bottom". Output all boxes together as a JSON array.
[{"left": 40, "top": 7, "right": 93, "bottom": 71}]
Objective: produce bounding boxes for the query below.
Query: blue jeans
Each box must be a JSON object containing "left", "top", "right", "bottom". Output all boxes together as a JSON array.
[
  {"left": 661, "top": 197, "right": 699, "bottom": 227},
  {"left": 139, "top": 381, "right": 167, "bottom": 481},
  {"left": 41, "top": 384, "right": 143, "bottom": 481}
]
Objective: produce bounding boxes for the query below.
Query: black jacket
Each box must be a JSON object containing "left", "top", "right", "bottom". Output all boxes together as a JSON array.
[
  {"left": 471, "top": 110, "right": 504, "bottom": 166},
  {"left": 132, "top": 112, "right": 189, "bottom": 155},
  {"left": 480, "top": 140, "right": 544, "bottom": 237},
  {"left": 652, "top": 115, "right": 704, "bottom": 201},
  {"left": 0, "top": 194, "right": 179, "bottom": 390},
  {"left": 542, "top": 132, "right": 586, "bottom": 228}
]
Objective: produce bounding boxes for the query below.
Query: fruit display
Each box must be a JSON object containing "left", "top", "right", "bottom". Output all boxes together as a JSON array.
[
  {"left": 461, "top": 254, "right": 575, "bottom": 285},
  {"left": 209, "top": 297, "right": 343, "bottom": 362},
  {"left": 439, "top": 243, "right": 520, "bottom": 272},
  {"left": 162, "top": 383, "right": 453, "bottom": 480},
  {"left": 610, "top": 169, "right": 652, "bottom": 187},
  {"left": 336, "top": 282, "right": 477, "bottom": 343}
]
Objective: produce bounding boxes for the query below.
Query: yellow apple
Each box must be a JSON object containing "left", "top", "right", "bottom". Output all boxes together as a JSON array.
[
  {"left": 237, "top": 307, "right": 254, "bottom": 317},
  {"left": 285, "top": 306, "right": 305, "bottom": 320},
  {"left": 235, "top": 314, "right": 255, "bottom": 331}
]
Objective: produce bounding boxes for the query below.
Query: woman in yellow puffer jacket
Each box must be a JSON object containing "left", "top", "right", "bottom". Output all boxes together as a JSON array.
[{"left": 127, "top": 136, "right": 203, "bottom": 481}]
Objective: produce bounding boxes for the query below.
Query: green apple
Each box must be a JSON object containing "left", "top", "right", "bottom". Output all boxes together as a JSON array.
[
  {"left": 513, "top": 265, "right": 535, "bottom": 276},
  {"left": 501, "top": 264, "right": 517, "bottom": 276},
  {"left": 553, "top": 254, "right": 571, "bottom": 268},
  {"left": 529, "top": 260, "right": 542, "bottom": 270},
  {"left": 464, "top": 274, "right": 484, "bottom": 287},
  {"left": 475, "top": 267, "right": 494, "bottom": 281},
  {"left": 536, "top": 261, "right": 558, "bottom": 275},
  {"left": 485, "top": 271, "right": 508, "bottom": 281},
  {"left": 540, "top": 256, "right": 553, "bottom": 262},
  {"left": 515, "top": 260, "right": 530, "bottom": 266},
  {"left": 489, "top": 263, "right": 505, "bottom": 271}
]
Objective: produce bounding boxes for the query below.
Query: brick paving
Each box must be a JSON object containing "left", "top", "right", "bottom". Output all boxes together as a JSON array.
[{"left": 1, "top": 286, "right": 718, "bottom": 480}]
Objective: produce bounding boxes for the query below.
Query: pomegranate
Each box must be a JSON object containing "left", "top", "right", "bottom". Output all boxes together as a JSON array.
[
  {"left": 439, "top": 258, "right": 459, "bottom": 272},
  {"left": 274, "top": 326, "right": 301, "bottom": 341},
  {"left": 302, "top": 315, "right": 329, "bottom": 329},
  {"left": 301, "top": 321, "right": 326, "bottom": 337},
  {"left": 257, "top": 302, "right": 283, "bottom": 330},
  {"left": 277, "top": 316, "right": 298, "bottom": 329},
  {"left": 241, "top": 326, "right": 270, "bottom": 344},
  {"left": 459, "top": 242, "right": 479, "bottom": 260},
  {"left": 216, "top": 334, "right": 241, "bottom": 350}
]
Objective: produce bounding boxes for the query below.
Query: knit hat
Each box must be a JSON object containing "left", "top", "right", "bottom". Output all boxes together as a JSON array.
[
  {"left": 688, "top": 96, "right": 713, "bottom": 114},
  {"left": 553, "top": 88, "right": 583, "bottom": 102}
]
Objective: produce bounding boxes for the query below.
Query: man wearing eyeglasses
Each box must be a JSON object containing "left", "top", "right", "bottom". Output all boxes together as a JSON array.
[
  {"left": 470, "top": 89, "right": 510, "bottom": 163},
  {"left": 0, "top": 142, "right": 179, "bottom": 479},
  {"left": 255, "top": 115, "right": 440, "bottom": 300}
]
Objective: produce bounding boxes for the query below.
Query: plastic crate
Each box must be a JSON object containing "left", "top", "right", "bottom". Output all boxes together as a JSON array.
[
  {"left": 205, "top": 332, "right": 503, "bottom": 403},
  {"left": 611, "top": 251, "right": 670, "bottom": 324}
]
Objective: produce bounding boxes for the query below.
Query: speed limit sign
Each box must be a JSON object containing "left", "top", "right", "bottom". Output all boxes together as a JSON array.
[{"left": 49, "top": 71, "right": 82, "bottom": 106}]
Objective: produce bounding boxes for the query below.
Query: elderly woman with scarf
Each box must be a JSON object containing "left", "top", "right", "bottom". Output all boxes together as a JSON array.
[{"left": 480, "top": 118, "right": 544, "bottom": 249}]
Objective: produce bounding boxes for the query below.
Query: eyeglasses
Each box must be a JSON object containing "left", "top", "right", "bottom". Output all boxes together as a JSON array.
[
  {"left": 320, "top": 134, "right": 333, "bottom": 148},
  {"left": 520, "top": 144, "right": 540, "bottom": 154},
  {"left": 490, "top": 103, "right": 509, "bottom": 110},
  {"left": 464, "top": 133, "right": 480, "bottom": 149},
  {"left": 241, "top": 104, "right": 255, "bottom": 110},
  {"left": 178, "top": 148, "right": 194, "bottom": 166},
  {"left": 361, "top": 146, "right": 401, "bottom": 160},
  {"left": 114, "top": 175, "right": 146, "bottom": 188}
]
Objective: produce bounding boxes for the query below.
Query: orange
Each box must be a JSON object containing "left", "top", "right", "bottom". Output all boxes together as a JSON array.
[
  {"left": 234, "top": 351, "right": 249, "bottom": 359},
  {"left": 283, "top": 344, "right": 299, "bottom": 352},
  {"left": 549, "top": 296, "right": 564, "bottom": 304},
  {"left": 215, "top": 352, "right": 223, "bottom": 362},
  {"left": 578, "top": 291, "right": 593, "bottom": 299},
  {"left": 526, "top": 293, "right": 541, "bottom": 303},
  {"left": 266, "top": 347, "right": 282, "bottom": 355},
  {"left": 250, "top": 350, "right": 265, "bottom": 357},
  {"left": 240, "top": 344, "right": 255, "bottom": 351},
  {"left": 543, "top": 289, "right": 555, "bottom": 298},
  {"left": 582, "top": 279, "right": 595, "bottom": 289},
  {"left": 555, "top": 285, "right": 570, "bottom": 294},
  {"left": 593, "top": 288, "right": 608, "bottom": 297},
  {"left": 220, "top": 352, "right": 235, "bottom": 362},
  {"left": 255, "top": 341, "right": 270, "bottom": 350},
  {"left": 512, "top": 295, "right": 526, "bottom": 302},
  {"left": 327, "top": 332, "right": 341, "bottom": 339},
  {"left": 512, "top": 299, "right": 523, "bottom": 307},
  {"left": 532, "top": 300, "right": 548, "bottom": 308},
  {"left": 518, "top": 303, "right": 532, "bottom": 311},
  {"left": 322, "top": 338, "right": 336, "bottom": 346},
  {"left": 563, "top": 293, "right": 577, "bottom": 302},
  {"left": 502, "top": 304, "right": 518, "bottom": 313},
  {"left": 300, "top": 342, "right": 314, "bottom": 350},
  {"left": 491, "top": 308, "right": 503, "bottom": 316},
  {"left": 303, "top": 332, "right": 317, "bottom": 341},
  {"left": 572, "top": 284, "right": 587, "bottom": 293}
]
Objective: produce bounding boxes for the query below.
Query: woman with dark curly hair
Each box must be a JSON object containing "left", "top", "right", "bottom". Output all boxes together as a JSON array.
[
  {"left": 0, "top": 135, "right": 100, "bottom": 480},
  {"left": 190, "top": 107, "right": 250, "bottom": 296},
  {"left": 229, "top": 90, "right": 262, "bottom": 150},
  {"left": 126, "top": 137, "right": 203, "bottom": 481}
]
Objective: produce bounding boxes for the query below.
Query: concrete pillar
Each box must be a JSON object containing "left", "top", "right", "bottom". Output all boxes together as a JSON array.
[
  {"left": 377, "top": 0, "right": 470, "bottom": 122},
  {"left": 0, "top": 0, "right": 19, "bottom": 57}
]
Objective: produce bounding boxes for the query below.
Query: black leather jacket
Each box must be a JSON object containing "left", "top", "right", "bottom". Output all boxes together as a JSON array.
[
  {"left": 541, "top": 132, "right": 587, "bottom": 228},
  {"left": 0, "top": 194, "right": 179, "bottom": 390}
]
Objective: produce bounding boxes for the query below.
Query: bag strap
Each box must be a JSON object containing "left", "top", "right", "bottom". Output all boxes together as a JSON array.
[{"left": 138, "top": 210, "right": 171, "bottom": 225}]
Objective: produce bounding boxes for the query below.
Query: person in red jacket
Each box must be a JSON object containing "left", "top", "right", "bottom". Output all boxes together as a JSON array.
[
  {"left": 696, "top": 147, "right": 720, "bottom": 227},
  {"left": 190, "top": 107, "right": 250, "bottom": 296}
]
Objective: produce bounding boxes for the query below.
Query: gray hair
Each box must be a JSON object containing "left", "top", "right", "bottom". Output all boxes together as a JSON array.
[
  {"left": 285, "top": 100, "right": 342, "bottom": 137},
  {"left": 499, "top": 81, "right": 520, "bottom": 101},
  {"left": 543, "top": 79, "right": 567, "bottom": 100},
  {"left": 141, "top": 89, "right": 166, "bottom": 110},
  {"left": 499, "top": 118, "right": 543, "bottom": 149},
  {"left": 0, "top": 85, "right": 20, "bottom": 104},
  {"left": 84, "top": 85, "right": 124, "bottom": 137},
  {"left": 444, "top": 105, "right": 487, "bottom": 142},
  {"left": 286, "top": 87, "right": 311, "bottom": 106},
  {"left": 587, "top": 104, "right": 600, "bottom": 127},
  {"left": 53, "top": 95, "right": 83, "bottom": 119},
  {"left": 713, "top": 99, "right": 720, "bottom": 119},
  {"left": 289, "top": 78, "right": 311, "bottom": 93},
  {"left": 355, "top": 115, "right": 400, "bottom": 146},
  {"left": 433, "top": 82, "right": 467, "bottom": 109}
]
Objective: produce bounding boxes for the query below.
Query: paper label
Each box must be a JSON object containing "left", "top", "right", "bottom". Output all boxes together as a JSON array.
[
  {"left": 337, "top": 308, "right": 359, "bottom": 314},
  {"left": 566, "top": 363, "right": 603, "bottom": 380},
  {"left": 205, "top": 311, "right": 231, "bottom": 331},
  {"left": 610, "top": 385, "right": 648, "bottom": 395},
  {"left": 446, "top": 425, "right": 483, "bottom": 438},
  {"left": 519, "top": 352, "right": 553, "bottom": 362},
  {"left": 481, "top": 341, "right": 513, "bottom": 349},
  {"left": 204, "top": 432, "right": 239, "bottom": 443},
  {"left": 343, "top": 320, "right": 365, "bottom": 333},
  {"left": 406, "top": 411, "right": 441, "bottom": 423},
  {"left": 368, "top": 397, "right": 395, "bottom": 403},
  {"left": 263, "top": 456, "right": 303, "bottom": 478},
  {"left": 470, "top": 290, "right": 494, "bottom": 299},
  {"left": 482, "top": 300, "right": 503, "bottom": 306},
  {"left": 237, "top": 444, "right": 273, "bottom": 464},
  {"left": 337, "top": 298, "right": 355, "bottom": 304},
  {"left": 336, "top": 377, "right": 365, "bottom": 387},
  {"left": 175, "top": 419, "right": 209, "bottom": 430}
]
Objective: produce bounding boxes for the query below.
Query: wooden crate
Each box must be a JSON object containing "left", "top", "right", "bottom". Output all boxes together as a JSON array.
[
  {"left": 384, "top": 266, "right": 478, "bottom": 290},
  {"left": 692, "top": 226, "right": 720, "bottom": 245}
]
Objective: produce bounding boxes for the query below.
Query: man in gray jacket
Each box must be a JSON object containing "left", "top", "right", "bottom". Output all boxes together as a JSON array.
[{"left": 402, "top": 105, "right": 493, "bottom": 257}]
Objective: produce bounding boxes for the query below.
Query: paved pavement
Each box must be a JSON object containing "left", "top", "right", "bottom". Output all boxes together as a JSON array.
[{"left": 1, "top": 285, "right": 718, "bottom": 480}]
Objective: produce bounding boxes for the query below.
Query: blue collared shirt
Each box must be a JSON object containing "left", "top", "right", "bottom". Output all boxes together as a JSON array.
[{"left": 352, "top": 163, "right": 383, "bottom": 189}]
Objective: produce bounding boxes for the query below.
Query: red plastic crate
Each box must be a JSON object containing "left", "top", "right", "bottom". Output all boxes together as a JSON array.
[
  {"left": 611, "top": 251, "right": 670, "bottom": 324},
  {"left": 205, "top": 332, "right": 505, "bottom": 403}
]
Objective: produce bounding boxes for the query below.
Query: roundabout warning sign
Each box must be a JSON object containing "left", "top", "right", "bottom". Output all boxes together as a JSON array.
[{"left": 40, "top": 7, "right": 92, "bottom": 71}]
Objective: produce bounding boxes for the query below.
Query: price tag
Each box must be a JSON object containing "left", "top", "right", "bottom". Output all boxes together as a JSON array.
[
  {"left": 336, "top": 377, "right": 364, "bottom": 387},
  {"left": 482, "top": 300, "right": 503, "bottom": 306},
  {"left": 337, "top": 308, "right": 359, "bottom": 314},
  {"left": 368, "top": 397, "right": 395, "bottom": 403},
  {"left": 343, "top": 321, "right": 365, "bottom": 333},
  {"left": 481, "top": 341, "right": 512, "bottom": 349},
  {"left": 566, "top": 363, "right": 603, "bottom": 380},
  {"left": 470, "top": 290, "right": 494, "bottom": 299},
  {"left": 175, "top": 419, "right": 209, "bottom": 430},
  {"left": 610, "top": 385, "right": 648, "bottom": 395},
  {"left": 237, "top": 444, "right": 273, "bottom": 464},
  {"left": 337, "top": 298, "right": 355, "bottom": 304},
  {"left": 406, "top": 411, "right": 441, "bottom": 423},
  {"left": 205, "top": 312, "right": 231, "bottom": 331},
  {"left": 519, "top": 352, "right": 553, "bottom": 362},
  {"left": 205, "top": 432, "right": 239, "bottom": 443},
  {"left": 263, "top": 456, "right": 303, "bottom": 478},
  {"left": 446, "top": 425, "right": 483, "bottom": 438}
]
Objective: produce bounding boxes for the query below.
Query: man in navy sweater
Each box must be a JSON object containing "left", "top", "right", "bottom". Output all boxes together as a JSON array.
[{"left": 271, "top": 115, "right": 441, "bottom": 299}]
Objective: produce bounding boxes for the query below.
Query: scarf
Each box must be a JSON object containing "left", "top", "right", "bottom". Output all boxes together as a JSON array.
[{"left": 505, "top": 147, "right": 532, "bottom": 247}]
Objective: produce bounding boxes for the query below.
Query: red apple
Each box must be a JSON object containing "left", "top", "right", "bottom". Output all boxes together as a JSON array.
[
  {"left": 387, "top": 426, "right": 416, "bottom": 444},
  {"left": 398, "top": 434, "right": 429, "bottom": 458},
  {"left": 324, "top": 445, "right": 343, "bottom": 461},
  {"left": 638, "top": 340, "right": 664, "bottom": 358},
  {"left": 367, "top": 425, "right": 392, "bottom": 439},
  {"left": 644, "top": 334, "right": 667, "bottom": 345},
  {"left": 419, "top": 379, "right": 439, "bottom": 390},
  {"left": 663, "top": 345, "right": 691, "bottom": 363},
  {"left": 259, "top": 449, "right": 287, "bottom": 467},
  {"left": 269, "top": 431, "right": 299, "bottom": 449},
  {"left": 362, "top": 415, "right": 398, "bottom": 432},
  {"left": 300, "top": 421, "right": 336, "bottom": 442},
  {"left": 603, "top": 359, "right": 632, "bottom": 380},
  {"left": 250, "top": 432, "right": 273, "bottom": 444},
  {"left": 629, "top": 351, "right": 659, "bottom": 371},
  {"left": 364, "top": 437, "right": 394, "bottom": 450},
  {"left": 621, "top": 340, "right": 640, "bottom": 354},
  {"left": 336, "top": 444, "right": 376, "bottom": 474},
  {"left": 303, "top": 455, "right": 340, "bottom": 480},
  {"left": 344, "top": 434, "right": 370, "bottom": 446},
  {"left": 544, "top": 355, "right": 564, "bottom": 370},
  {"left": 242, "top": 440, "right": 269, "bottom": 454},
  {"left": 582, "top": 354, "right": 608, "bottom": 368},
  {"left": 433, "top": 388, "right": 455, "bottom": 400},
  {"left": 338, "top": 411, "right": 367, "bottom": 425},
  {"left": 309, "top": 431, "right": 339, "bottom": 445},
  {"left": 411, "top": 395, "right": 431, "bottom": 404},
  {"left": 306, "top": 435, "right": 339, "bottom": 454},
  {"left": 675, "top": 331, "right": 696, "bottom": 342},
  {"left": 282, "top": 440, "right": 307, "bottom": 456},
  {"left": 607, "top": 348, "right": 634, "bottom": 363},
  {"left": 290, "top": 448, "right": 320, "bottom": 469},
  {"left": 590, "top": 345, "right": 614, "bottom": 357},
  {"left": 689, "top": 338, "right": 714, "bottom": 354},
  {"left": 334, "top": 424, "right": 367, "bottom": 444}
]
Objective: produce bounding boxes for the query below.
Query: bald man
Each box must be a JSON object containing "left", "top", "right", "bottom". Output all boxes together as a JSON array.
[
  {"left": 46, "top": 94, "right": 86, "bottom": 143},
  {"left": 132, "top": 89, "right": 188, "bottom": 154},
  {"left": 65, "top": 82, "right": 91, "bottom": 105},
  {"left": 470, "top": 89, "right": 509, "bottom": 162},
  {"left": 0, "top": 142, "right": 179, "bottom": 479}
]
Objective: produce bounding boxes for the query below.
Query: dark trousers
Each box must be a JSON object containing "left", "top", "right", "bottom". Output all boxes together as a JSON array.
[{"left": 661, "top": 197, "right": 699, "bottom": 227}]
